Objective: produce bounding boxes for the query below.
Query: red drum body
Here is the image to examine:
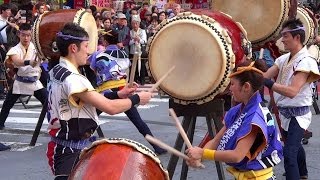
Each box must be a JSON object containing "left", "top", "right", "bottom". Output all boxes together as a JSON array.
[
  {"left": 69, "top": 138, "right": 169, "bottom": 180},
  {"left": 32, "top": 9, "right": 98, "bottom": 61},
  {"left": 147, "top": 10, "right": 251, "bottom": 105}
]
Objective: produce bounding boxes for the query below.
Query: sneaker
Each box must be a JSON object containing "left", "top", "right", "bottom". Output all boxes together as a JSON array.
[{"left": 0, "top": 142, "right": 10, "bottom": 151}]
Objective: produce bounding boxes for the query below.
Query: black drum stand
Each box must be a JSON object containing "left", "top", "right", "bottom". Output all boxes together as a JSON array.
[{"left": 167, "top": 98, "right": 226, "bottom": 180}]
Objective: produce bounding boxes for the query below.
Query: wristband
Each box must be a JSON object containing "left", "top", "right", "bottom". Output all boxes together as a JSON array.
[
  {"left": 24, "top": 60, "right": 30, "bottom": 66},
  {"left": 128, "top": 94, "right": 140, "bottom": 107},
  {"left": 202, "top": 149, "right": 216, "bottom": 160},
  {"left": 104, "top": 91, "right": 120, "bottom": 100},
  {"left": 264, "top": 78, "right": 275, "bottom": 89}
]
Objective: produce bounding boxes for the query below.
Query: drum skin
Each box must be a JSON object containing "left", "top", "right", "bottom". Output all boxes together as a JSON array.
[
  {"left": 32, "top": 9, "right": 97, "bottom": 62},
  {"left": 69, "top": 138, "right": 169, "bottom": 180},
  {"left": 147, "top": 10, "right": 250, "bottom": 104}
]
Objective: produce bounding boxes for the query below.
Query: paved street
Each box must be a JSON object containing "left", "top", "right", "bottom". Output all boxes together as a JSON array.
[{"left": 0, "top": 85, "right": 319, "bottom": 180}]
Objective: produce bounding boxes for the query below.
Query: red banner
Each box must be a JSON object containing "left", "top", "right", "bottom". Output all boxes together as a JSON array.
[
  {"left": 74, "top": 0, "right": 85, "bottom": 9},
  {"left": 91, "top": 0, "right": 111, "bottom": 8}
]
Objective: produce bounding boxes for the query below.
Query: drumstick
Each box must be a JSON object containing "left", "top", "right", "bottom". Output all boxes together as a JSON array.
[
  {"left": 259, "top": 48, "right": 264, "bottom": 60},
  {"left": 169, "top": 109, "right": 206, "bottom": 168},
  {"left": 148, "top": 66, "right": 175, "bottom": 93},
  {"left": 169, "top": 108, "right": 192, "bottom": 147},
  {"left": 145, "top": 135, "right": 189, "bottom": 160},
  {"left": 129, "top": 54, "right": 138, "bottom": 87}
]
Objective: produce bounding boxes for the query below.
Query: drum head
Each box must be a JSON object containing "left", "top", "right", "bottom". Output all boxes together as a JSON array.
[
  {"left": 213, "top": 0, "right": 289, "bottom": 45},
  {"left": 148, "top": 14, "right": 233, "bottom": 103},
  {"left": 74, "top": 9, "right": 98, "bottom": 55},
  {"left": 296, "top": 7, "right": 314, "bottom": 45},
  {"left": 308, "top": 45, "right": 320, "bottom": 63}
]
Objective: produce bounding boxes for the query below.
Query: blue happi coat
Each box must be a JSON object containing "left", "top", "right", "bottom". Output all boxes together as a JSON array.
[
  {"left": 217, "top": 92, "right": 283, "bottom": 170},
  {"left": 89, "top": 45, "right": 130, "bottom": 86}
]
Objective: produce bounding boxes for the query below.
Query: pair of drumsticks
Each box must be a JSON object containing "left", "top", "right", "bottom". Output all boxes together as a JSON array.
[
  {"left": 127, "top": 62, "right": 204, "bottom": 167},
  {"left": 146, "top": 108, "right": 205, "bottom": 168}
]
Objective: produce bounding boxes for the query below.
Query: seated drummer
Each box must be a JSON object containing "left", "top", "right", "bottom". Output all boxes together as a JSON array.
[
  {"left": 185, "top": 61, "right": 283, "bottom": 180},
  {"left": 46, "top": 23, "right": 153, "bottom": 180}
]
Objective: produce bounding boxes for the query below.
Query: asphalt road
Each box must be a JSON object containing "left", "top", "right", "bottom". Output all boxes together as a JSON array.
[{"left": 0, "top": 90, "right": 319, "bottom": 180}]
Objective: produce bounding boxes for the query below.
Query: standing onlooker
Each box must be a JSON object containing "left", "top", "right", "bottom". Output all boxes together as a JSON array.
[
  {"left": 0, "top": 3, "right": 14, "bottom": 49},
  {"left": 172, "top": 3, "right": 181, "bottom": 17},
  {"left": 129, "top": 15, "right": 147, "bottom": 84},
  {"left": 113, "top": 13, "right": 130, "bottom": 55},
  {"left": 264, "top": 19, "right": 320, "bottom": 180},
  {"left": 158, "top": 11, "right": 167, "bottom": 22},
  {"left": 33, "top": 2, "right": 46, "bottom": 22},
  {"left": 139, "top": 2, "right": 149, "bottom": 21}
]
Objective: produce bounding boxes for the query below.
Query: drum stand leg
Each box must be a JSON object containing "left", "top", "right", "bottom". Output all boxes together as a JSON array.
[
  {"left": 30, "top": 100, "right": 48, "bottom": 146},
  {"left": 167, "top": 99, "right": 226, "bottom": 180},
  {"left": 180, "top": 116, "right": 196, "bottom": 180},
  {"left": 167, "top": 116, "right": 192, "bottom": 179}
]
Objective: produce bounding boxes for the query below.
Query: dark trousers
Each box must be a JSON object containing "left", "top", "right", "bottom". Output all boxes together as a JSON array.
[
  {"left": 0, "top": 87, "right": 48, "bottom": 126},
  {"left": 98, "top": 91, "right": 163, "bottom": 152},
  {"left": 283, "top": 117, "right": 308, "bottom": 180}
]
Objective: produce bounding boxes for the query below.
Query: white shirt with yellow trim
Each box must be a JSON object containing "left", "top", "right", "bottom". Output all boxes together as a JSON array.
[
  {"left": 47, "top": 58, "right": 99, "bottom": 132},
  {"left": 7, "top": 42, "right": 43, "bottom": 95},
  {"left": 274, "top": 46, "right": 320, "bottom": 131}
]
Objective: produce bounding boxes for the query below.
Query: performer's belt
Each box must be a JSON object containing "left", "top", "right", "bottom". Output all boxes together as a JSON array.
[
  {"left": 51, "top": 137, "right": 91, "bottom": 150},
  {"left": 226, "top": 167, "right": 273, "bottom": 180},
  {"left": 96, "top": 79, "right": 126, "bottom": 93},
  {"left": 278, "top": 106, "right": 310, "bottom": 119},
  {"left": 15, "top": 75, "right": 38, "bottom": 83}
]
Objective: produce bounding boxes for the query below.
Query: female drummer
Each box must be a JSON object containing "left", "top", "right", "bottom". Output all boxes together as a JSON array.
[{"left": 185, "top": 61, "right": 283, "bottom": 179}]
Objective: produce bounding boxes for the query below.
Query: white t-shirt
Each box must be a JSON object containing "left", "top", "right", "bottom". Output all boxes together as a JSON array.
[{"left": 0, "top": 16, "right": 8, "bottom": 43}]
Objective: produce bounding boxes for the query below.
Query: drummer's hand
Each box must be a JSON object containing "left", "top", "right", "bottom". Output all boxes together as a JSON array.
[
  {"left": 185, "top": 147, "right": 204, "bottom": 168},
  {"left": 136, "top": 91, "right": 152, "bottom": 105},
  {"left": 186, "top": 147, "right": 204, "bottom": 161},
  {"left": 118, "top": 83, "right": 138, "bottom": 98}
]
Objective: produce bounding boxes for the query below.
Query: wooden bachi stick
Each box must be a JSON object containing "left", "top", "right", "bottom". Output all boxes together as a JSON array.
[{"left": 148, "top": 66, "right": 175, "bottom": 93}]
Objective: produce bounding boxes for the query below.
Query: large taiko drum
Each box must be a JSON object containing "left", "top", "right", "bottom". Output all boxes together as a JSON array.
[
  {"left": 213, "top": 0, "right": 295, "bottom": 46},
  {"left": 32, "top": 9, "right": 98, "bottom": 61},
  {"left": 276, "top": 7, "right": 316, "bottom": 52},
  {"left": 308, "top": 45, "right": 320, "bottom": 63},
  {"left": 147, "top": 10, "right": 251, "bottom": 105},
  {"left": 69, "top": 138, "right": 169, "bottom": 180}
]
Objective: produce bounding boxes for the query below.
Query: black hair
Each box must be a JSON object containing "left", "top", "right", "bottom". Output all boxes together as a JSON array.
[
  {"left": 102, "top": 29, "right": 118, "bottom": 45},
  {"left": 89, "top": 5, "right": 97, "bottom": 14},
  {"left": 0, "top": 3, "right": 11, "bottom": 13},
  {"left": 19, "top": 23, "right": 31, "bottom": 31},
  {"left": 281, "top": 18, "right": 305, "bottom": 44},
  {"left": 56, "top": 23, "right": 89, "bottom": 57},
  {"left": 232, "top": 60, "right": 266, "bottom": 92}
]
